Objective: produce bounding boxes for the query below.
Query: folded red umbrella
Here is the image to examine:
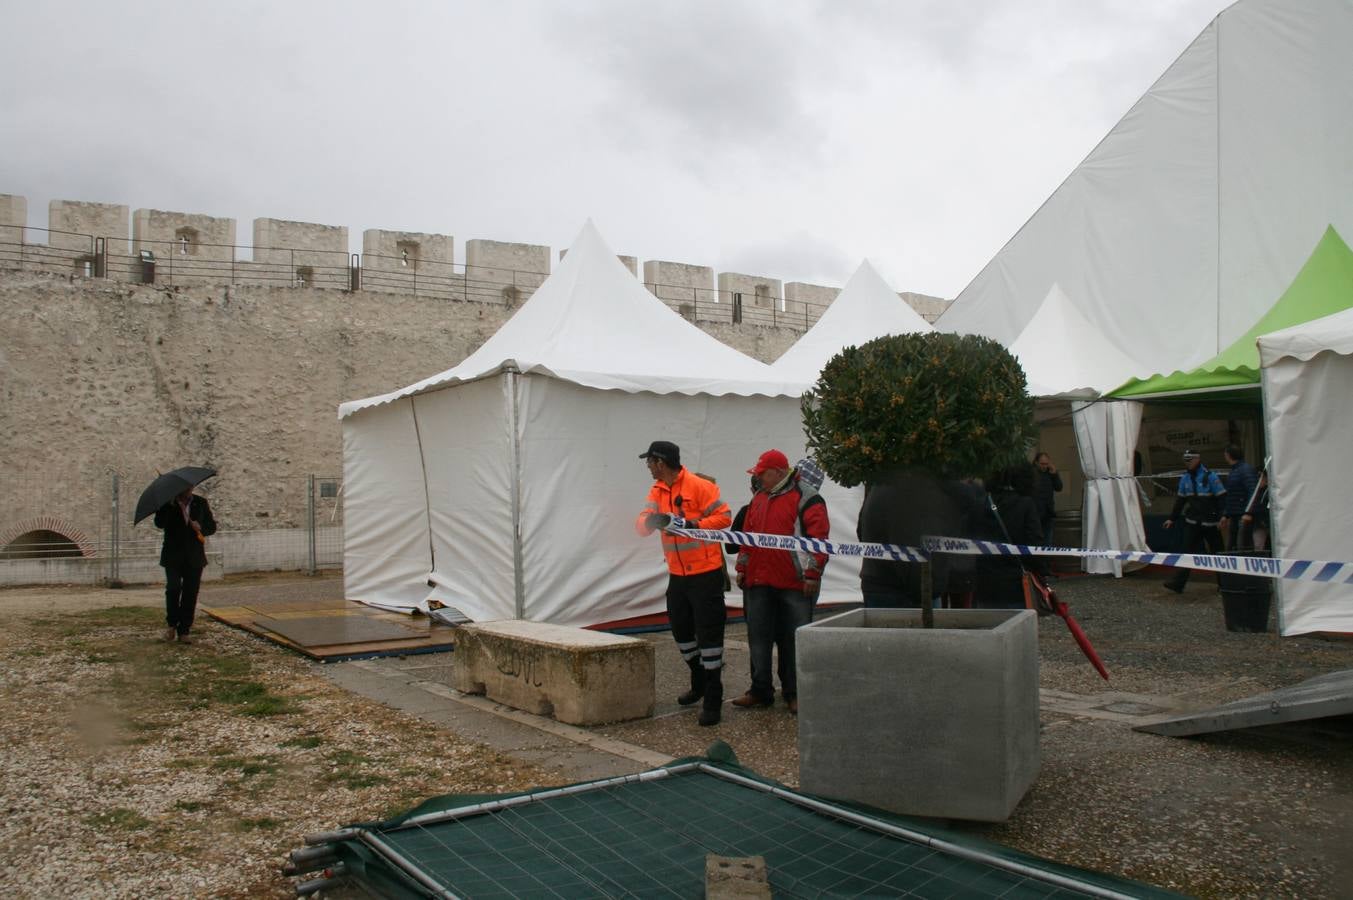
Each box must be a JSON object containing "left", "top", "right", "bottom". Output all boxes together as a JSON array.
[{"left": 1027, "top": 572, "right": 1109, "bottom": 681}]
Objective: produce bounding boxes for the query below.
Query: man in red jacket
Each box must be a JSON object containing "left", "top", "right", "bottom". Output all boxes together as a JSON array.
[{"left": 732, "top": 450, "right": 830, "bottom": 715}]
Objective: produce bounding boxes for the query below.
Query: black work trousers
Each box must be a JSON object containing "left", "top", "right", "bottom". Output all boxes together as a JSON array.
[
  {"left": 164, "top": 565, "right": 204, "bottom": 636},
  {"left": 666, "top": 567, "right": 727, "bottom": 671},
  {"left": 1165, "top": 522, "right": 1223, "bottom": 590}
]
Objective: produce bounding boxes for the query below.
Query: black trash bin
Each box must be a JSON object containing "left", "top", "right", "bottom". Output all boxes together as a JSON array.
[{"left": 1216, "top": 550, "right": 1273, "bottom": 633}]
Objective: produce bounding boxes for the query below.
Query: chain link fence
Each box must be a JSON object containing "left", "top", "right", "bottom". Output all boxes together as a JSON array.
[{"left": 0, "top": 468, "right": 343, "bottom": 587}]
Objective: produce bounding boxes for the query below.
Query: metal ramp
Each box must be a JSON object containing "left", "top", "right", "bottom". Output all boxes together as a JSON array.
[{"left": 1135, "top": 668, "right": 1353, "bottom": 737}]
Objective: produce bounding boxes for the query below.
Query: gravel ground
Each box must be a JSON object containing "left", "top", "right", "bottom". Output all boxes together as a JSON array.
[
  {"left": 599, "top": 571, "right": 1353, "bottom": 898},
  {"left": 3, "top": 570, "right": 1351, "bottom": 898},
  {"left": 0, "top": 577, "right": 563, "bottom": 900}
]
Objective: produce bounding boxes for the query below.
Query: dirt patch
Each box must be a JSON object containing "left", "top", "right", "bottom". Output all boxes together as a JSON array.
[{"left": 0, "top": 600, "right": 562, "bottom": 898}]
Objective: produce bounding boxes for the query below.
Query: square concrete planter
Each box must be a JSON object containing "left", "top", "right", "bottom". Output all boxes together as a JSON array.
[{"left": 797, "top": 607, "right": 1039, "bottom": 822}]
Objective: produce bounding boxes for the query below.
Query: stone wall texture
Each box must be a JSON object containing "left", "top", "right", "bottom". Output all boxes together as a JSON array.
[{"left": 0, "top": 271, "right": 799, "bottom": 553}]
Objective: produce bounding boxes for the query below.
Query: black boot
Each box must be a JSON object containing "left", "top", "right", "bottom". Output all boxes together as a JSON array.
[
  {"left": 698, "top": 668, "right": 723, "bottom": 727},
  {"left": 677, "top": 657, "right": 705, "bottom": 706}
]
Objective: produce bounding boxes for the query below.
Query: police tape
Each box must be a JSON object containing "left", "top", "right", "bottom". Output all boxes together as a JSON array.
[{"left": 668, "top": 527, "right": 1352, "bottom": 585}]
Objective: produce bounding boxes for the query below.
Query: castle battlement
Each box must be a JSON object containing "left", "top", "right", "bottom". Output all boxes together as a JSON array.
[{"left": 0, "top": 192, "right": 950, "bottom": 324}]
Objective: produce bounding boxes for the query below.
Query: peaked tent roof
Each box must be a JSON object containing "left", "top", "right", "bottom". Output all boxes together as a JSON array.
[
  {"left": 1259, "top": 305, "right": 1353, "bottom": 366},
  {"left": 770, "top": 260, "right": 933, "bottom": 384},
  {"left": 340, "top": 221, "right": 800, "bottom": 417},
  {"left": 1008, "top": 283, "right": 1143, "bottom": 398},
  {"left": 936, "top": 0, "right": 1353, "bottom": 380},
  {"left": 1110, "top": 225, "right": 1353, "bottom": 398}
]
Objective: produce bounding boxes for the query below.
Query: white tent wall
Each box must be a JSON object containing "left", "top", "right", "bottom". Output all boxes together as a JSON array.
[
  {"left": 1072, "top": 401, "right": 1148, "bottom": 576},
  {"left": 1219, "top": 1, "right": 1353, "bottom": 336},
  {"left": 515, "top": 378, "right": 862, "bottom": 627},
  {"left": 1261, "top": 351, "right": 1353, "bottom": 635},
  {"left": 939, "top": 0, "right": 1353, "bottom": 379},
  {"left": 417, "top": 376, "right": 518, "bottom": 622},
  {"left": 938, "top": 20, "right": 1218, "bottom": 372},
  {"left": 341, "top": 399, "right": 435, "bottom": 611}
]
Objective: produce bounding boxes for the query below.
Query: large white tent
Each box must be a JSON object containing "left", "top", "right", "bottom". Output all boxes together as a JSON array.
[
  {"left": 770, "top": 260, "right": 933, "bottom": 382},
  {"left": 1007, "top": 283, "right": 1150, "bottom": 573},
  {"left": 1259, "top": 308, "right": 1353, "bottom": 635},
  {"left": 339, "top": 222, "right": 862, "bottom": 628},
  {"left": 1007, "top": 284, "right": 1142, "bottom": 399},
  {"left": 938, "top": 0, "right": 1353, "bottom": 381}
]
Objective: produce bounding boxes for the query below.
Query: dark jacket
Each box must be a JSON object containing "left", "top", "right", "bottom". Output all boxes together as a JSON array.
[
  {"left": 857, "top": 473, "right": 968, "bottom": 596},
  {"left": 1223, "top": 461, "right": 1259, "bottom": 517},
  {"left": 155, "top": 494, "right": 217, "bottom": 570},
  {"left": 1170, "top": 465, "right": 1226, "bottom": 526},
  {"left": 1034, "top": 469, "right": 1063, "bottom": 523},
  {"left": 975, "top": 489, "right": 1045, "bottom": 608}
]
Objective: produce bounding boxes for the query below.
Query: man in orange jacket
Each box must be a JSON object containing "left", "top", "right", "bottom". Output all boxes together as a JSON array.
[
  {"left": 732, "top": 450, "right": 829, "bottom": 715},
  {"left": 636, "top": 440, "right": 732, "bottom": 726}
]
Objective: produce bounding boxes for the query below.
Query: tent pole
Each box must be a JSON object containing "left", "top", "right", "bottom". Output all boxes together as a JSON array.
[{"left": 508, "top": 369, "right": 526, "bottom": 619}]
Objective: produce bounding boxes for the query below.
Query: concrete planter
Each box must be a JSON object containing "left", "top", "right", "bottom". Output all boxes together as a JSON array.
[{"left": 797, "top": 607, "right": 1039, "bottom": 822}]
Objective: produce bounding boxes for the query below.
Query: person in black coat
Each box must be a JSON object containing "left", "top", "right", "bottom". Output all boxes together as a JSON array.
[
  {"left": 974, "top": 463, "right": 1045, "bottom": 609},
  {"left": 1032, "top": 451, "right": 1063, "bottom": 546},
  {"left": 154, "top": 488, "right": 217, "bottom": 643}
]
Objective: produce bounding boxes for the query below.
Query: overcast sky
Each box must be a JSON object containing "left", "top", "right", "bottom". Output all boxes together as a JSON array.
[{"left": 0, "top": 0, "right": 1232, "bottom": 298}]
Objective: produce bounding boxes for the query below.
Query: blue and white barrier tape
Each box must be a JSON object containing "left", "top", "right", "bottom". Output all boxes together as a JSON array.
[
  {"left": 675, "top": 526, "right": 929, "bottom": 563},
  {"left": 669, "top": 527, "right": 1351, "bottom": 585}
]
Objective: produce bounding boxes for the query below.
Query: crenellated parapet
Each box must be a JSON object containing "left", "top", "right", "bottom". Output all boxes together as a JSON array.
[{"left": 0, "top": 191, "right": 952, "bottom": 321}]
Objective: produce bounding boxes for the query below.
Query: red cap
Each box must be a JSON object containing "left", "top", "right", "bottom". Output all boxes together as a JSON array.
[{"left": 747, "top": 449, "right": 790, "bottom": 476}]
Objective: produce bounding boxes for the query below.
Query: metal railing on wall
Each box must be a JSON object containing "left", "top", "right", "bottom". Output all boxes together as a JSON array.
[{"left": 0, "top": 227, "right": 833, "bottom": 330}]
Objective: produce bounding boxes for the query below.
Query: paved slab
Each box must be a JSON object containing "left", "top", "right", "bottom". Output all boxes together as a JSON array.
[{"left": 321, "top": 656, "right": 665, "bottom": 782}]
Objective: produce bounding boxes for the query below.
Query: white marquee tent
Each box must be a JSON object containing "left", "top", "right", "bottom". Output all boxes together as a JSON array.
[
  {"left": 1007, "top": 284, "right": 1141, "bottom": 399},
  {"left": 939, "top": 0, "right": 1353, "bottom": 572},
  {"left": 339, "top": 222, "right": 862, "bottom": 628},
  {"left": 1259, "top": 308, "right": 1353, "bottom": 635},
  {"left": 770, "top": 260, "right": 933, "bottom": 382},
  {"left": 1007, "top": 284, "right": 1150, "bottom": 574},
  {"left": 939, "top": 0, "right": 1353, "bottom": 377}
]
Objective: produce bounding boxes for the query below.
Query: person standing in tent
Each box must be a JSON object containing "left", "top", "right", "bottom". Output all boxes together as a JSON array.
[
  {"left": 636, "top": 441, "right": 732, "bottom": 726},
  {"left": 155, "top": 486, "right": 217, "bottom": 643},
  {"left": 1218, "top": 445, "right": 1259, "bottom": 550},
  {"left": 1032, "top": 451, "right": 1063, "bottom": 546},
  {"left": 730, "top": 450, "right": 829, "bottom": 716},
  {"left": 1162, "top": 450, "right": 1226, "bottom": 593}
]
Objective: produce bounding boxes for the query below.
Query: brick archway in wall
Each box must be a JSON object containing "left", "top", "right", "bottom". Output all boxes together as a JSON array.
[{"left": 0, "top": 516, "right": 98, "bottom": 558}]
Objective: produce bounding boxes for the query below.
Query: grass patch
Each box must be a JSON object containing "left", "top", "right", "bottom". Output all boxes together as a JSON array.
[
  {"left": 174, "top": 800, "right": 214, "bottom": 813},
  {"left": 321, "top": 748, "right": 389, "bottom": 789},
  {"left": 210, "top": 755, "right": 281, "bottom": 778},
  {"left": 280, "top": 735, "right": 324, "bottom": 750},
  {"left": 84, "top": 807, "right": 152, "bottom": 832},
  {"left": 232, "top": 816, "right": 282, "bottom": 832}
]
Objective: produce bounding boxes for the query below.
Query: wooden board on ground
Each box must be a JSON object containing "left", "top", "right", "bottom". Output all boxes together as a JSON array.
[{"left": 201, "top": 594, "right": 455, "bottom": 662}]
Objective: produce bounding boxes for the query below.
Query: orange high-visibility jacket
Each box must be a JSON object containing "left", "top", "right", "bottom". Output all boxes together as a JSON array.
[{"left": 635, "top": 467, "right": 732, "bottom": 576}]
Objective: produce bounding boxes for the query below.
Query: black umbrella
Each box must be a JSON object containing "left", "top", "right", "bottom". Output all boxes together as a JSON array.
[{"left": 133, "top": 466, "right": 217, "bottom": 524}]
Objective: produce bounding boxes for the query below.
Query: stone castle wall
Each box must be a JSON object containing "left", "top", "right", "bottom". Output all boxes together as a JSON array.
[
  {"left": 0, "top": 269, "right": 800, "bottom": 552},
  {"left": 0, "top": 189, "right": 949, "bottom": 570}
]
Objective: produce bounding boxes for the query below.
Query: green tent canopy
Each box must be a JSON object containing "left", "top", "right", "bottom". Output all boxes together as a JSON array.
[{"left": 1110, "top": 225, "right": 1353, "bottom": 399}]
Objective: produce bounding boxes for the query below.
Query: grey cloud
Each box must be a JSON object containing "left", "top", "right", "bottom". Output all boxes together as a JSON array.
[
  {"left": 717, "top": 230, "right": 855, "bottom": 288},
  {"left": 552, "top": 3, "right": 833, "bottom": 171}
]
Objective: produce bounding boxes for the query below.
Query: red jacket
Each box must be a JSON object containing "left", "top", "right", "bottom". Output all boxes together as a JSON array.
[{"left": 736, "top": 476, "right": 829, "bottom": 591}]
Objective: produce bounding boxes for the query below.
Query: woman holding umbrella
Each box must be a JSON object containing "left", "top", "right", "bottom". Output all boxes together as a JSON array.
[{"left": 138, "top": 468, "right": 217, "bottom": 643}]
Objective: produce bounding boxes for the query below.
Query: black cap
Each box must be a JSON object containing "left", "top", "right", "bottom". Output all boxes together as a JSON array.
[{"left": 639, "top": 440, "right": 680, "bottom": 467}]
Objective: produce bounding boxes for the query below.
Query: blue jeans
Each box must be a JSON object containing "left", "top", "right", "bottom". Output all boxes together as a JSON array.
[{"left": 743, "top": 585, "right": 814, "bottom": 701}]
